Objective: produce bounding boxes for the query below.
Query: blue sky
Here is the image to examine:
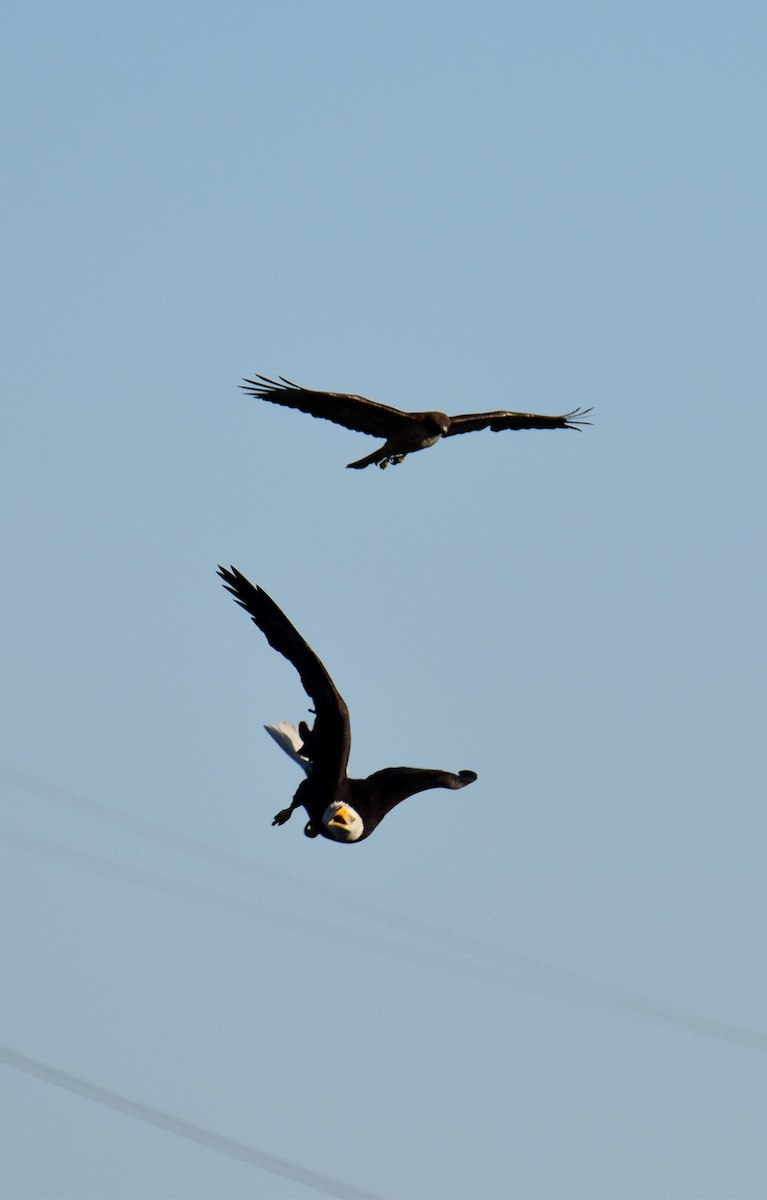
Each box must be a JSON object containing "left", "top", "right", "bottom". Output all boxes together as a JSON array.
[{"left": 2, "top": 2, "right": 766, "bottom": 1197}]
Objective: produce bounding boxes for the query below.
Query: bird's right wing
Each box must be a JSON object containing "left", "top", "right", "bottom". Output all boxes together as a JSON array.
[
  {"left": 218, "top": 566, "right": 351, "bottom": 779},
  {"left": 241, "top": 375, "right": 414, "bottom": 439},
  {"left": 444, "top": 406, "right": 593, "bottom": 435}
]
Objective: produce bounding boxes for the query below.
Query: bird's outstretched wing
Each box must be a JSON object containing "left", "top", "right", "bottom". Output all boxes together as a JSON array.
[
  {"left": 241, "top": 374, "right": 414, "bottom": 440},
  {"left": 444, "top": 407, "right": 593, "bottom": 436},
  {"left": 350, "top": 767, "right": 477, "bottom": 836},
  {"left": 218, "top": 566, "right": 351, "bottom": 780}
]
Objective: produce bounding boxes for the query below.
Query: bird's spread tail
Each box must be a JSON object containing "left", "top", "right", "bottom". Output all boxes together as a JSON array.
[
  {"left": 264, "top": 722, "right": 313, "bottom": 775},
  {"left": 346, "top": 446, "right": 391, "bottom": 469}
]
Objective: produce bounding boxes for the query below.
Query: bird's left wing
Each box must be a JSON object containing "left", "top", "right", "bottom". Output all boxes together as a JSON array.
[
  {"left": 241, "top": 375, "right": 414, "bottom": 439},
  {"left": 444, "top": 406, "right": 593, "bottom": 435}
]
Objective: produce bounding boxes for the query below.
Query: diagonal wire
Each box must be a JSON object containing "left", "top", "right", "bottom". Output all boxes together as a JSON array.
[
  {"left": 3, "top": 763, "right": 767, "bottom": 1054},
  {"left": 0, "top": 824, "right": 501, "bottom": 977},
  {"left": 0, "top": 1044, "right": 383, "bottom": 1200},
  {"left": 4, "top": 824, "right": 767, "bottom": 1056}
]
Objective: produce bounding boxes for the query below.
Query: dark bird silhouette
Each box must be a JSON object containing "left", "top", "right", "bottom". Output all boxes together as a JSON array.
[
  {"left": 218, "top": 565, "right": 477, "bottom": 843},
  {"left": 242, "top": 373, "right": 592, "bottom": 469}
]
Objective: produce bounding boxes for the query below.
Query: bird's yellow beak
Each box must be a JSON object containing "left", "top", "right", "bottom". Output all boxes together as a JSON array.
[{"left": 327, "top": 805, "right": 354, "bottom": 829}]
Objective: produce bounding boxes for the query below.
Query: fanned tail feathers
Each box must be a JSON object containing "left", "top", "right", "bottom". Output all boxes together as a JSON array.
[{"left": 264, "top": 721, "right": 313, "bottom": 775}]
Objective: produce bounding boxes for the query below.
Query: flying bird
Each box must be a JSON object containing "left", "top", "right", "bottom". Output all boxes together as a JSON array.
[
  {"left": 242, "top": 373, "right": 592, "bottom": 469},
  {"left": 218, "top": 565, "right": 477, "bottom": 843}
]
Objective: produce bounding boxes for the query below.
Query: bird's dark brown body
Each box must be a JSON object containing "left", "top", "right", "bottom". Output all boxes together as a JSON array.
[{"left": 218, "top": 565, "right": 477, "bottom": 842}]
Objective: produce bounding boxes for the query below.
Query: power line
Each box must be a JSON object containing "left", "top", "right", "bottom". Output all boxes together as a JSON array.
[
  {"left": 0, "top": 1044, "right": 382, "bottom": 1200},
  {"left": 0, "top": 824, "right": 488, "bottom": 975},
  {"left": 4, "top": 823, "right": 767, "bottom": 1056},
  {"left": 0, "top": 762, "right": 438, "bottom": 933},
  {"left": 4, "top": 763, "right": 767, "bottom": 1055}
]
